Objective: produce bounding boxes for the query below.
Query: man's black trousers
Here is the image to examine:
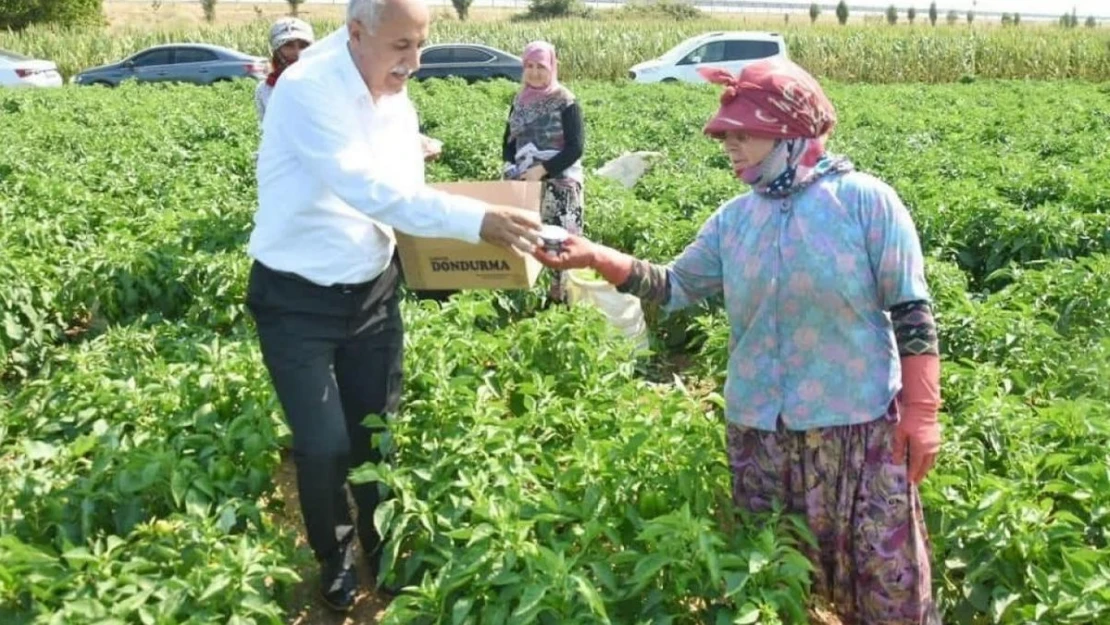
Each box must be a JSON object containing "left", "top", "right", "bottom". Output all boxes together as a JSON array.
[{"left": 246, "top": 259, "right": 402, "bottom": 565}]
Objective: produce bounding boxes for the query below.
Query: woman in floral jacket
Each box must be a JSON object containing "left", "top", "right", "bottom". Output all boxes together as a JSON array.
[{"left": 534, "top": 58, "right": 943, "bottom": 625}]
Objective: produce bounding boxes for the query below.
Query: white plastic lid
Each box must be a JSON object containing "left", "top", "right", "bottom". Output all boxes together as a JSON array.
[{"left": 539, "top": 224, "right": 568, "bottom": 242}]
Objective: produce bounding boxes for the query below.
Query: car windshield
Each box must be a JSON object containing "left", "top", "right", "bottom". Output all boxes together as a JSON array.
[{"left": 657, "top": 40, "right": 696, "bottom": 63}]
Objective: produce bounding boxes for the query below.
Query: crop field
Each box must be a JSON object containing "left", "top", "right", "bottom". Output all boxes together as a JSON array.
[
  {"left": 1, "top": 74, "right": 1110, "bottom": 624},
  {"left": 2, "top": 17, "right": 1110, "bottom": 83}
]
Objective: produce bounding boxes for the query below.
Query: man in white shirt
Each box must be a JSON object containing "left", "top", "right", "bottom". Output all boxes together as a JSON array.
[{"left": 245, "top": 0, "right": 541, "bottom": 611}]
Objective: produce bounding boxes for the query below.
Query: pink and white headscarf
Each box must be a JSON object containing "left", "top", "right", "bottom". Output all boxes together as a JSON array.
[{"left": 515, "top": 41, "right": 562, "bottom": 108}]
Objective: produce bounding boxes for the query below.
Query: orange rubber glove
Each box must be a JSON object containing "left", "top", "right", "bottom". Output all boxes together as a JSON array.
[{"left": 893, "top": 355, "right": 941, "bottom": 485}]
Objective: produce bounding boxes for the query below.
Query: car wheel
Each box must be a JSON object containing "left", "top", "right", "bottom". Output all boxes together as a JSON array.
[{"left": 90, "top": 81, "right": 114, "bottom": 88}]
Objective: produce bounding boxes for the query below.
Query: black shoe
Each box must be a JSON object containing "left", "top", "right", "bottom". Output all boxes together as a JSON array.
[
  {"left": 319, "top": 545, "right": 359, "bottom": 612},
  {"left": 364, "top": 547, "right": 403, "bottom": 597}
]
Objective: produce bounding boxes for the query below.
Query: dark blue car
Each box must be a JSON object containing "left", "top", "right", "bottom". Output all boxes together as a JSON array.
[{"left": 415, "top": 44, "right": 522, "bottom": 83}]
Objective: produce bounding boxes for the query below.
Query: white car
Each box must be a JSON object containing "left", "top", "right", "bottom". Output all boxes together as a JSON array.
[
  {"left": 628, "top": 32, "right": 788, "bottom": 84},
  {"left": 0, "top": 49, "right": 63, "bottom": 88}
]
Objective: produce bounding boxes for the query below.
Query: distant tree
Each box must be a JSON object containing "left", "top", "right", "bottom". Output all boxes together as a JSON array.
[
  {"left": 886, "top": 4, "right": 897, "bottom": 25},
  {"left": 1014, "top": 13, "right": 1021, "bottom": 25},
  {"left": 836, "top": 0, "right": 849, "bottom": 25},
  {"left": 809, "top": 2, "right": 820, "bottom": 23},
  {"left": 946, "top": 9, "right": 958, "bottom": 25},
  {"left": 1086, "top": 16, "right": 1097, "bottom": 28},
  {"left": 525, "top": 0, "right": 587, "bottom": 19},
  {"left": 286, "top": 0, "right": 302, "bottom": 16},
  {"left": 784, "top": 12, "right": 790, "bottom": 24},
  {"left": 0, "top": 0, "right": 103, "bottom": 30},
  {"left": 966, "top": 9, "right": 974, "bottom": 24},
  {"left": 1001, "top": 12, "right": 1012, "bottom": 25},
  {"left": 928, "top": 2, "right": 937, "bottom": 25},
  {"left": 201, "top": 0, "right": 216, "bottom": 22},
  {"left": 907, "top": 6, "right": 917, "bottom": 23},
  {"left": 451, "top": 0, "right": 473, "bottom": 20}
]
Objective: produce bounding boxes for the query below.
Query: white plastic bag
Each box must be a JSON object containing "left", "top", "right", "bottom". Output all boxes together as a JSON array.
[
  {"left": 595, "top": 151, "right": 663, "bottom": 189},
  {"left": 566, "top": 269, "right": 649, "bottom": 352},
  {"left": 505, "top": 143, "right": 560, "bottom": 179}
]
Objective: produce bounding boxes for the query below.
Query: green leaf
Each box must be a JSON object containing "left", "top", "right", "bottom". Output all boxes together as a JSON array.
[
  {"left": 632, "top": 553, "right": 672, "bottom": 582},
  {"left": 571, "top": 574, "right": 608, "bottom": 621},
  {"left": 170, "top": 467, "right": 189, "bottom": 507},
  {"left": 199, "top": 574, "right": 232, "bottom": 602},
  {"left": 699, "top": 531, "right": 721, "bottom": 581},
  {"left": 723, "top": 572, "right": 749, "bottom": 598},
  {"left": 589, "top": 562, "right": 619, "bottom": 594},
  {"left": 992, "top": 591, "right": 1021, "bottom": 621},
  {"left": 61, "top": 547, "right": 96, "bottom": 569},
  {"left": 217, "top": 506, "right": 237, "bottom": 532},
  {"left": 512, "top": 584, "right": 548, "bottom": 619},
  {"left": 23, "top": 440, "right": 58, "bottom": 461},
  {"left": 466, "top": 523, "right": 496, "bottom": 547},
  {"left": 734, "top": 604, "right": 761, "bottom": 625},
  {"left": 451, "top": 597, "right": 474, "bottom": 625},
  {"left": 374, "top": 499, "right": 397, "bottom": 537},
  {"left": 748, "top": 551, "right": 770, "bottom": 575},
  {"left": 350, "top": 462, "right": 384, "bottom": 484}
]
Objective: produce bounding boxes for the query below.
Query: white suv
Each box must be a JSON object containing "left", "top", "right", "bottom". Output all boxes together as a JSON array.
[{"left": 628, "top": 32, "right": 788, "bottom": 84}]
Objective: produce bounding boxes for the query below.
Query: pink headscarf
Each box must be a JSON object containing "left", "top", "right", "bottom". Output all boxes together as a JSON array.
[
  {"left": 698, "top": 58, "right": 837, "bottom": 142},
  {"left": 515, "top": 41, "right": 561, "bottom": 107}
]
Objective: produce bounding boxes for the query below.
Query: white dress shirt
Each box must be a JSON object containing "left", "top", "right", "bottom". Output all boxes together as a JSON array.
[{"left": 248, "top": 27, "right": 487, "bottom": 287}]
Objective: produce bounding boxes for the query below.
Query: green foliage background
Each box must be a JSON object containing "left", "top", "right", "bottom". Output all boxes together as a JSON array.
[{"left": 0, "top": 77, "right": 1108, "bottom": 623}]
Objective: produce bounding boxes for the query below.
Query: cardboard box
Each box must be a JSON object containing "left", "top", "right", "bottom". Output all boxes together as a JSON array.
[{"left": 394, "top": 180, "right": 544, "bottom": 290}]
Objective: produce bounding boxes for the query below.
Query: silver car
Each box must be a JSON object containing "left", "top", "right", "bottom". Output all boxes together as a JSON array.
[{"left": 73, "top": 43, "right": 267, "bottom": 87}]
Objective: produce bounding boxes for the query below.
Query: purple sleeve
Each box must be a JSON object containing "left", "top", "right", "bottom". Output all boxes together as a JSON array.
[
  {"left": 665, "top": 210, "right": 725, "bottom": 310},
  {"left": 858, "top": 179, "right": 931, "bottom": 310},
  {"left": 617, "top": 210, "right": 725, "bottom": 310}
]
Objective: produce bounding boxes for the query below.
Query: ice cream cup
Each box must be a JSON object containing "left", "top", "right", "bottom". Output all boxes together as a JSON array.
[{"left": 539, "top": 224, "right": 569, "bottom": 254}]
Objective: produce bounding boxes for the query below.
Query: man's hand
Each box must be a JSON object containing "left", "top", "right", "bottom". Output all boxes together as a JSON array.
[
  {"left": 521, "top": 165, "right": 546, "bottom": 182},
  {"left": 421, "top": 135, "right": 442, "bottom": 162},
  {"left": 479, "top": 205, "right": 542, "bottom": 256}
]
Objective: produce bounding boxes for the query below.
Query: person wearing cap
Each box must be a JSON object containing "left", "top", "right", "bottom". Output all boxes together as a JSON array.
[
  {"left": 255, "top": 17, "right": 315, "bottom": 122},
  {"left": 246, "top": 0, "right": 542, "bottom": 612},
  {"left": 534, "top": 58, "right": 942, "bottom": 625}
]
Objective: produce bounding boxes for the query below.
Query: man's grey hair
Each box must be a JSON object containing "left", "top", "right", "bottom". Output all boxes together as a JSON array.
[{"left": 347, "top": 0, "right": 387, "bottom": 31}]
